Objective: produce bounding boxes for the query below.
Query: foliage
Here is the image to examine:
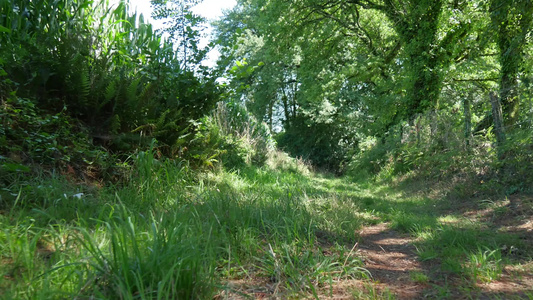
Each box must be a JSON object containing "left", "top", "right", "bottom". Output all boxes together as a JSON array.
[
  {"left": 0, "top": 150, "right": 372, "bottom": 298},
  {"left": 151, "top": 0, "right": 209, "bottom": 70},
  {"left": 0, "top": 94, "right": 112, "bottom": 185},
  {"left": 1, "top": 0, "right": 533, "bottom": 297},
  {"left": 0, "top": 0, "right": 220, "bottom": 161},
  {"left": 276, "top": 114, "right": 352, "bottom": 172},
  {"left": 490, "top": 0, "right": 533, "bottom": 127},
  {"left": 345, "top": 103, "right": 533, "bottom": 195},
  {"left": 214, "top": 101, "right": 275, "bottom": 167},
  {"left": 214, "top": 0, "right": 533, "bottom": 186}
]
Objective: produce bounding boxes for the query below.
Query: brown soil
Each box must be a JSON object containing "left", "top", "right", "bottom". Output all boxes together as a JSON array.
[
  {"left": 319, "top": 220, "right": 533, "bottom": 300},
  {"left": 354, "top": 223, "right": 429, "bottom": 299},
  {"left": 314, "top": 223, "right": 437, "bottom": 299},
  {"left": 215, "top": 223, "right": 435, "bottom": 299}
]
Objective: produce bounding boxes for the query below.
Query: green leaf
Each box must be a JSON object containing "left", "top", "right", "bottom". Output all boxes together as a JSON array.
[
  {"left": 0, "top": 25, "right": 10, "bottom": 33},
  {"left": 1, "top": 163, "right": 31, "bottom": 173}
]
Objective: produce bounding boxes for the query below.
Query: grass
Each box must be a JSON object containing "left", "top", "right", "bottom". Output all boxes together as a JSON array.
[
  {"left": 410, "top": 271, "right": 429, "bottom": 284},
  {"left": 351, "top": 283, "right": 396, "bottom": 300},
  {"left": 1, "top": 149, "right": 532, "bottom": 298},
  {"left": 0, "top": 151, "right": 369, "bottom": 299},
  {"left": 466, "top": 248, "right": 504, "bottom": 283}
]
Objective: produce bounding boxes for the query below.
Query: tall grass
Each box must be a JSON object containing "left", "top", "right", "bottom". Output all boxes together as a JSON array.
[
  {"left": 0, "top": 148, "right": 368, "bottom": 298},
  {"left": 3, "top": 141, "right": 528, "bottom": 298}
]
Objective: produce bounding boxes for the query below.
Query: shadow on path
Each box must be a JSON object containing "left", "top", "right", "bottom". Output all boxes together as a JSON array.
[
  {"left": 357, "top": 223, "right": 429, "bottom": 299},
  {"left": 355, "top": 222, "right": 533, "bottom": 300}
]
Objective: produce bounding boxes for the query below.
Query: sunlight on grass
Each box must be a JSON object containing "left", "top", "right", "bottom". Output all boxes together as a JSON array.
[
  {"left": 465, "top": 248, "right": 504, "bottom": 283},
  {"left": 437, "top": 215, "right": 463, "bottom": 225},
  {"left": 409, "top": 271, "right": 429, "bottom": 284},
  {"left": 0, "top": 150, "right": 376, "bottom": 298},
  {"left": 351, "top": 283, "right": 396, "bottom": 300},
  {"left": 1, "top": 148, "right": 531, "bottom": 298},
  {"left": 204, "top": 170, "right": 250, "bottom": 192}
]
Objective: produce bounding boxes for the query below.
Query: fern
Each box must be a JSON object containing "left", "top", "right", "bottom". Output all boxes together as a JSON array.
[
  {"left": 137, "top": 82, "right": 156, "bottom": 112},
  {"left": 126, "top": 77, "right": 141, "bottom": 110},
  {"left": 170, "top": 127, "right": 192, "bottom": 157},
  {"left": 67, "top": 54, "right": 91, "bottom": 110},
  {"left": 103, "top": 80, "right": 117, "bottom": 105},
  {"left": 132, "top": 123, "right": 156, "bottom": 136},
  {"left": 110, "top": 114, "right": 121, "bottom": 134}
]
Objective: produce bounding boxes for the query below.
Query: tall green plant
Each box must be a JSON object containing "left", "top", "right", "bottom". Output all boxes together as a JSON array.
[{"left": 1, "top": 0, "right": 220, "bottom": 160}]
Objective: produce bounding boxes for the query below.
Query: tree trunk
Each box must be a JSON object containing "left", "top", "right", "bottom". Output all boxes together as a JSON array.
[
  {"left": 382, "top": 0, "right": 445, "bottom": 122},
  {"left": 292, "top": 97, "right": 297, "bottom": 119},
  {"left": 405, "top": 56, "right": 442, "bottom": 120},
  {"left": 497, "top": 26, "right": 521, "bottom": 128},
  {"left": 491, "top": 0, "right": 533, "bottom": 128},
  {"left": 490, "top": 91, "right": 506, "bottom": 158},
  {"left": 464, "top": 94, "right": 473, "bottom": 148},
  {"left": 430, "top": 110, "right": 438, "bottom": 138},
  {"left": 415, "top": 117, "right": 422, "bottom": 146},
  {"left": 268, "top": 101, "right": 273, "bottom": 132},
  {"left": 281, "top": 94, "right": 290, "bottom": 127}
]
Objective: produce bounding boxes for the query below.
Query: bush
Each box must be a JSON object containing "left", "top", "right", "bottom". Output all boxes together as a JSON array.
[
  {"left": 276, "top": 115, "right": 355, "bottom": 173},
  {"left": 0, "top": 95, "right": 112, "bottom": 184},
  {"left": 213, "top": 101, "right": 275, "bottom": 169},
  {"left": 220, "top": 135, "right": 254, "bottom": 170}
]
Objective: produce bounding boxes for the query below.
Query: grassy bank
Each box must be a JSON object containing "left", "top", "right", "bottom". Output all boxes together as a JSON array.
[
  {"left": 1, "top": 149, "right": 532, "bottom": 299},
  {"left": 0, "top": 150, "right": 368, "bottom": 299}
]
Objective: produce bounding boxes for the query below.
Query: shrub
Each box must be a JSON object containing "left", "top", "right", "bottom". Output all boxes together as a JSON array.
[{"left": 213, "top": 101, "right": 275, "bottom": 169}]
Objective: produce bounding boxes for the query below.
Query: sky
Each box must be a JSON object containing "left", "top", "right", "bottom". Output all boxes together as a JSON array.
[
  {"left": 129, "top": 0, "right": 237, "bottom": 67},
  {"left": 129, "top": 0, "right": 236, "bottom": 22}
]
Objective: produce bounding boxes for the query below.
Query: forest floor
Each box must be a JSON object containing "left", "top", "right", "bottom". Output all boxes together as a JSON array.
[
  {"left": 318, "top": 181, "right": 533, "bottom": 299},
  {"left": 219, "top": 173, "right": 533, "bottom": 299},
  {"left": 2, "top": 162, "right": 533, "bottom": 299}
]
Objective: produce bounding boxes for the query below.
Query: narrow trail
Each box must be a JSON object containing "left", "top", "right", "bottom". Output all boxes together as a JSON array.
[
  {"left": 356, "top": 223, "right": 428, "bottom": 299},
  {"left": 218, "top": 177, "right": 533, "bottom": 299},
  {"left": 317, "top": 222, "right": 435, "bottom": 300}
]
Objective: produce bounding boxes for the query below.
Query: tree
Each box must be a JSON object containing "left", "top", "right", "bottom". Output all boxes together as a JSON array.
[
  {"left": 260, "top": 0, "right": 479, "bottom": 124},
  {"left": 214, "top": 3, "right": 303, "bottom": 129},
  {"left": 490, "top": 0, "right": 533, "bottom": 128},
  {"left": 151, "top": 0, "right": 208, "bottom": 70}
]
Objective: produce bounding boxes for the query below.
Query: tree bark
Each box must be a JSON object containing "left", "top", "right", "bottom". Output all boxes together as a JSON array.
[
  {"left": 281, "top": 93, "right": 290, "bottom": 127},
  {"left": 464, "top": 94, "right": 472, "bottom": 148},
  {"left": 268, "top": 101, "right": 273, "bottom": 132},
  {"left": 490, "top": 91, "right": 506, "bottom": 158},
  {"left": 491, "top": 0, "right": 533, "bottom": 128},
  {"left": 382, "top": 0, "right": 444, "bottom": 121}
]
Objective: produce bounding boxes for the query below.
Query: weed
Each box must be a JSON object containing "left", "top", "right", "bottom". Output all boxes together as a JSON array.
[
  {"left": 351, "top": 283, "right": 396, "bottom": 299},
  {"left": 410, "top": 271, "right": 430, "bottom": 284},
  {"left": 465, "top": 248, "right": 504, "bottom": 283}
]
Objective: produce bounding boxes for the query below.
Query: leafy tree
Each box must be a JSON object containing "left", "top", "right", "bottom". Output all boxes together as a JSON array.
[
  {"left": 253, "top": 0, "right": 481, "bottom": 123},
  {"left": 151, "top": 0, "right": 209, "bottom": 70},
  {"left": 490, "top": 0, "right": 533, "bottom": 128}
]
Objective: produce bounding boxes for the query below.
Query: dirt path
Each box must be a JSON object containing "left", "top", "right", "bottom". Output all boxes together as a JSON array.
[
  {"left": 356, "top": 223, "right": 428, "bottom": 299},
  {"left": 217, "top": 184, "right": 533, "bottom": 299},
  {"left": 315, "top": 223, "right": 433, "bottom": 299},
  {"left": 221, "top": 222, "right": 532, "bottom": 300},
  {"left": 343, "top": 221, "right": 533, "bottom": 300}
]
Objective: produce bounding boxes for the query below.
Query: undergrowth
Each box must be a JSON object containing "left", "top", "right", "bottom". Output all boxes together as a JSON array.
[
  {"left": 1, "top": 94, "right": 531, "bottom": 298},
  {"left": 0, "top": 147, "right": 369, "bottom": 299},
  {"left": 2, "top": 145, "right": 532, "bottom": 298}
]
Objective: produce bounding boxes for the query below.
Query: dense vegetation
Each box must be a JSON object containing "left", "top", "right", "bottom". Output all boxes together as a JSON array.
[
  {"left": 1, "top": 0, "right": 532, "bottom": 298},
  {"left": 216, "top": 0, "right": 533, "bottom": 182}
]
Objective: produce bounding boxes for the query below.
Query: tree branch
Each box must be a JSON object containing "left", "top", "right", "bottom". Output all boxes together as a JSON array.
[{"left": 452, "top": 77, "right": 499, "bottom": 82}]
